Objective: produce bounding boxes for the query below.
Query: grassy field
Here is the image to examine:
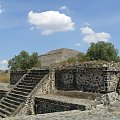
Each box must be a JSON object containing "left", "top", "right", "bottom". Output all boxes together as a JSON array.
[{"left": 0, "top": 73, "right": 10, "bottom": 83}]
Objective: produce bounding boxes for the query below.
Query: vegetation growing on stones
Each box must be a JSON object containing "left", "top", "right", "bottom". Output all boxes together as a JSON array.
[{"left": 8, "top": 50, "right": 41, "bottom": 70}]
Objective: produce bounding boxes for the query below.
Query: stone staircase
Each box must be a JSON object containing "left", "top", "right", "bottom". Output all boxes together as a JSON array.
[{"left": 0, "top": 69, "right": 49, "bottom": 118}]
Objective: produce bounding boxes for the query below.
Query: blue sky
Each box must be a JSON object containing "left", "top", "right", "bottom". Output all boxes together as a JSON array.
[{"left": 0, "top": 0, "right": 120, "bottom": 69}]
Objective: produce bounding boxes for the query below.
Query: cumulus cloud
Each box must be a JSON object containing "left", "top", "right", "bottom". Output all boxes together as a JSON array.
[
  {"left": 80, "top": 26, "right": 111, "bottom": 43},
  {"left": 81, "top": 27, "right": 94, "bottom": 34},
  {"left": 28, "top": 11, "right": 75, "bottom": 35},
  {"left": 0, "top": 60, "right": 8, "bottom": 70}
]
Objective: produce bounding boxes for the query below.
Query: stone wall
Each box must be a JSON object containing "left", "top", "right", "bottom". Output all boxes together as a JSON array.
[
  {"left": 9, "top": 62, "right": 120, "bottom": 106},
  {"left": 10, "top": 70, "right": 27, "bottom": 85},
  {"left": 35, "top": 69, "right": 55, "bottom": 95},
  {"left": 55, "top": 62, "right": 120, "bottom": 94},
  {"left": 34, "top": 97, "right": 86, "bottom": 114}
]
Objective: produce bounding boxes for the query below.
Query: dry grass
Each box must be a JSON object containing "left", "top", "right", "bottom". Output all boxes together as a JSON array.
[{"left": 0, "top": 73, "right": 10, "bottom": 83}]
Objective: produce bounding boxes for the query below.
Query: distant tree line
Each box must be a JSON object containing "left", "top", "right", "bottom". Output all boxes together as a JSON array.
[
  {"left": 8, "top": 41, "right": 120, "bottom": 70},
  {"left": 8, "top": 51, "right": 41, "bottom": 70},
  {"left": 67, "top": 41, "right": 120, "bottom": 63}
]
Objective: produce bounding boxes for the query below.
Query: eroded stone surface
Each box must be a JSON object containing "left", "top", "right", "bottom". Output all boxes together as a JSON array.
[{"left": 3, "top": 104, "right": 120, "bottom": 120}]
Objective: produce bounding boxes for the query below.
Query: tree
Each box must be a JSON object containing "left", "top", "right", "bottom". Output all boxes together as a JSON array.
[
  {"left": 28, "top": 52, "right": 41, "bottom": 68},
  {"left": 67, "top": 52, "right": 89, "bottom": 63},
  {"left": 86, "top": 41, "right": 119, "bottom": 62},
  {"left": 8, "top": 50, "right": 41, "bottom": 70},
  {"left": 77, "top": 52, "right": 89, "bottom": 62}
]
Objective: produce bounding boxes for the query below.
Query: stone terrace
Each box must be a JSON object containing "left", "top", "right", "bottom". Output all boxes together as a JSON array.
[{"left": 1, "top": 61, "right": 120, "bottom": 119}]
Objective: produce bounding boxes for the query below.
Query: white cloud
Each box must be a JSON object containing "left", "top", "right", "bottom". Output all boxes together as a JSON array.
[
  {"left": 75, "top": 43, "right": 81, "bottom": 47},
  {"left": 28, "top": 11, "right": 74, "bottom": 35},
  {"left": 0, "top": 60, "right": 8, "bottom": 70},
  {"left": 80, "top": 26, "right": 111, "bottom": 43},
  {"left": 59, "top": 6, "right": 70, "bottom": 14},
  {"left": 59, "top": 6, "right": 68, "bottom": 10},
  {"left": 0, "top": 5, "right": 4, "bottom": 14},
  {"left": 81, "top": 26, "right": 94, "bottom": 34}
]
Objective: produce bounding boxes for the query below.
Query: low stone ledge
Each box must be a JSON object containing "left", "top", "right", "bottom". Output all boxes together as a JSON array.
[{"left": 3, "top": 108, "right": 120, "bottom": 120}]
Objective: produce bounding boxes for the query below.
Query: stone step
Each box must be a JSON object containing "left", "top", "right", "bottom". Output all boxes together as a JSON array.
[
  {"left": 12, "top": 89, "right": 30, "bottom": 94},
  {"left": 0, "top": 102, "right": 15, "bottom": 111},
  {"left": 23, "top": 78, "right": 41, "bottom": 83},
  {"left": 17, "top": 84, "right": 34, "bottom": 89},
  {"left": 29, "top": 70, "right": 47, "bottom": 73},
  {"left": 28, "top": 73, "right": 48, "bottom": 76},
  {"left": 23, "top": 77, "right": 41, "bottom": 81},
  {"left": 22, "top": 78, "right": 38, "bottom": 82},
  {"left": 28, "top": 71, "right": 45, "bottom": 74},
  {"left": 1, "top": 101, "right": 18, "bottom": 109},
  {"left": 21, "top": 78, "right": 40, "bottom": 83},
  {"left": 15, "top": 86, "right": 33, "bottom": 90},
  {"left": 0, "top": 107, "right": 11, "bottom": 116},
  {"left": 7, "top": 95, "right": 24, "bottom": 103},
  {"left": 4, "top": 98, "right": 21, "bottom": 106},
  {"left": 14, "top": 87, "right": 32, "bottom": 93},
  {"left": 26, "top": 74, "right": 45, "bottom": 78},
  {"left": 0, "top": 112, "right": 8, "bottom": 118},
  {"left": 11, "top": 90, "right": 29, "bottom": 96},
  {"left": 24, "top": 77, "right": 33, "bottom": 80},
  {"left": 0, "top": 104, "right": 15, "bottom": 113},
  {"left": 30, "top": 70, "right": 49, "bottom": 73},
  {"left": 18, "top": 82, "right": 36, "bottom": 87},
  {"left": 21, "top": 80, "right": 39, "bottom": 84},
  {"left": 9, "top": 92, "right": 26, "bottom": 99}
]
